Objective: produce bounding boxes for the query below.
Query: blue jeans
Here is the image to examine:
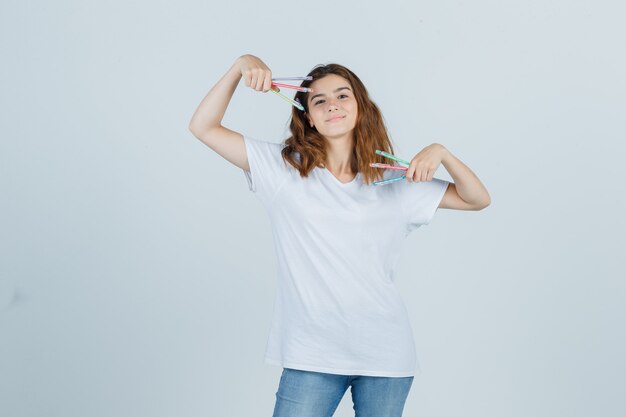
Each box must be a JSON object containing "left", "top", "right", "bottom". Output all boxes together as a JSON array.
[{"left": 272, "top": 368, "right": 414, "bottom": 417}]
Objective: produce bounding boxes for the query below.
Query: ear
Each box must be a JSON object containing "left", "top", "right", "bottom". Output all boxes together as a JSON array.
[{"left": 306, "top": 113, "right": 314, "bottom": 128}]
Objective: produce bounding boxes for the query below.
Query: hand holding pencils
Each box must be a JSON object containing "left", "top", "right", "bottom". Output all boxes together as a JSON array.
[
  {"left": 268, "top": 76, "right": 312, "bottom": 111},
  {"left": 370, "top": 150, "right": 410, "bottom": 186},
  {"left": 236, "top": 56, "right": 310, "bottom": 112}
]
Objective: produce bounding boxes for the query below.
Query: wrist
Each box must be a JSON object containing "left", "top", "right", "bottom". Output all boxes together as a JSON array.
[
  {"left": 228, "top": 60, "right": 243, "bottom": 80},
  {"left": 438, "top": 144, "right": 450, "bottom": 163}
]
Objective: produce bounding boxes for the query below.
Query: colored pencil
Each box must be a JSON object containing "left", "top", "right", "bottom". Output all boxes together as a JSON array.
[
  {"left": 370, "top": 163, "right": 407, "bottom": 171},
  {"left": 372, "top": 175, "right": 407, "bottom": 186},
  {"left": 269, "top": 89, "right": 304, "bottom": 111},
  {"left": 271, "top": 76, "right": 313, "bottom": 81},
  {"left": 271, "top": 82, "right": 312, "bottom": 92},
  {"left": 375, "top": 150, "right": 410, "bottom": 166}
]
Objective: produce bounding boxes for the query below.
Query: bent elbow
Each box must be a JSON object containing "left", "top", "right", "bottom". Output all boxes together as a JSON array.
[{"left": 477, "top": 199, "right": 491, "bottom": 210}]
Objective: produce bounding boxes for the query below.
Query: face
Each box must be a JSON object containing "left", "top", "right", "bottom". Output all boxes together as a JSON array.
[{"left": 305, "top": 74, "right": 358, "bottom": 140}]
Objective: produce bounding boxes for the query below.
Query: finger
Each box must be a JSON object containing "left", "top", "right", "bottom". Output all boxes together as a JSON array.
[
  {"left": 249, "top": 72, "right": 258, "bottom": 89},
  {"left": 414, "top": 164, "right": 423, "bottom": 182},
  {"left": 405, "top": 165, "right": 414, "bottom": 182},
  {"left": 413, "top": 162, "right": 422, "bottom": 182},
  {"left": 426, "top": 169, "right": 433, "bottom": 181},
  {"left": 254, "top": 70, "right": 266, "bottom": 91},
  {"left": 263, "top": 73, "right": 272, "bottom": 92}
]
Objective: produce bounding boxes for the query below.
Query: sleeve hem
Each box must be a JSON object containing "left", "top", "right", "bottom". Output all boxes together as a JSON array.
[
  {"left": 242, "top": 135, "right": 257, "bottom": 192},
  {"left": 422, "top": 180, "right": 450, "bottom": 226}
]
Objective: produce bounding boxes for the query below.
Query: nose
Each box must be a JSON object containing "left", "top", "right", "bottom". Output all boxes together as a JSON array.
[{"left": 326, "top": 97, "right": 340, "bottom": 110}]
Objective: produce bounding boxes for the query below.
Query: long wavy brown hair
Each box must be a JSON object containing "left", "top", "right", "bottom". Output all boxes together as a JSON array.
[{"left": 280, "top": 63, "right": 398, "bottom": 185}]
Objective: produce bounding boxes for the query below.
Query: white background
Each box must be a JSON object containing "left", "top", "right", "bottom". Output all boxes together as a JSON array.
[{"left": 1, "top": 0, "right": 624, "bottom": 416}]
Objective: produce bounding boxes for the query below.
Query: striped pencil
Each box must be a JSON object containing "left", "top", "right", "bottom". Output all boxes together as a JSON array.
[
  {"left": 370, "top": 163, "right": 407, "bottom": 171},
  {"left": 372, "top": 175, "right": 407, "bottom": 186},
  {"left": 269, "top": 89, "right": 304, "bottom": 111},
  {"left": 375, "top": 150, "right": 411, "bottom": 166},
  {"left": 271, "top": 76, "right": 313, "bottom": 81}
]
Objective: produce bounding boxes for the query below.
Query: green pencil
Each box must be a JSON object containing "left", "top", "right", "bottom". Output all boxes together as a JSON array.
[
  {"left": 375, "top": 150, "right": 410, "bottom": 166},
  {"left": 269, "top": 89, "right": 304, "bottom": 111}
]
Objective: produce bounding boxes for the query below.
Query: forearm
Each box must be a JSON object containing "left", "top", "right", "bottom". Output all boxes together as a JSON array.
[
  {"left": 440, "top": 146, "right": 491, "bottom": 207},
  {"left": 188, "top": 59, "right": 242, "bottom": 133}
]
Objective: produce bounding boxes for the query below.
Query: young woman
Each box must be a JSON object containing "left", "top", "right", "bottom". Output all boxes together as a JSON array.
[{"left": 189, "top": 54, "right": 490, "bottom": 417}]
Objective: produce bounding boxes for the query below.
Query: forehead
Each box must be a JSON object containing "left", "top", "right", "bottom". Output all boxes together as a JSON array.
[{"left": 309, "top": 74, "right": 351, "bottom": 92}]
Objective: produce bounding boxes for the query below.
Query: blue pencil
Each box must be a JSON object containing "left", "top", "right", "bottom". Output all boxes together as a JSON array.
[
  {"left": 271, "top": 76, "right": 313, "bottom": 81},
  {"left": 372, "top": 175, "right": 407, "bottom": 186}
]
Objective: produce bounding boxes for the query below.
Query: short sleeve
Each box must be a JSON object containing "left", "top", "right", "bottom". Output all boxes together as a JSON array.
[
  {"left": 242, "top": 135, "right": 290, "bottom": 208},
  {"left": 396, "top": 177, "right": 450, "bottom": 232}
]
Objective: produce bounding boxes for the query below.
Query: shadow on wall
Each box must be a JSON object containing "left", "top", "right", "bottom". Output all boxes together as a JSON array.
[{"left": 0, "top": 285, "right": 27, "bottom": 314}]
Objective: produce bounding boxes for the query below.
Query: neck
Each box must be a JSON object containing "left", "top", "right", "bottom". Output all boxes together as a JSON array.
[{"left": 323, "top": 133, "right": 355, "bottom": 175}]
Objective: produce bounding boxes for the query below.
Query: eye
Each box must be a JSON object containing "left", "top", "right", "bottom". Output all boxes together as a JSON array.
[{"left": 314, "top": 94, "right": 349, "bottom": 105}]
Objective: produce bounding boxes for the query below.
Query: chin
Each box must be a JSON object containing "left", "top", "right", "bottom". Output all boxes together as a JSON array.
[{"left": 322, "top": 131, "right": 354, "bottom": 140}]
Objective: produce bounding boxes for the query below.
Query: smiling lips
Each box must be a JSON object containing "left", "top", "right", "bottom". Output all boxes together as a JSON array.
[{"left": 327, "top": 115, "right": 346, "bottom": 122}]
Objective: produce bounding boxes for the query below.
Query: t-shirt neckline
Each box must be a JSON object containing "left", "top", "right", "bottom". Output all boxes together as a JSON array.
[{"left": 320, "top": 167, "right": 360, "bottom": 187}]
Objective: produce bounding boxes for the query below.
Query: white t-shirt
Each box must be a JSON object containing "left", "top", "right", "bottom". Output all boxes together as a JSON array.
[{"left": 242, "top": 135, "right": 450, "bottom": 377}]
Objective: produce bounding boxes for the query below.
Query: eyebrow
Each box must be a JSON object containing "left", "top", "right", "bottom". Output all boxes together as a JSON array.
[{"left": 309, "top": 87, "right": 352, "bottom": 102}]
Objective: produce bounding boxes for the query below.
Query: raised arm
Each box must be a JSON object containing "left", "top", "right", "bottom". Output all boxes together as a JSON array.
[{"left": 188, "top": 54, "right": 277, "bottom": 171}]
